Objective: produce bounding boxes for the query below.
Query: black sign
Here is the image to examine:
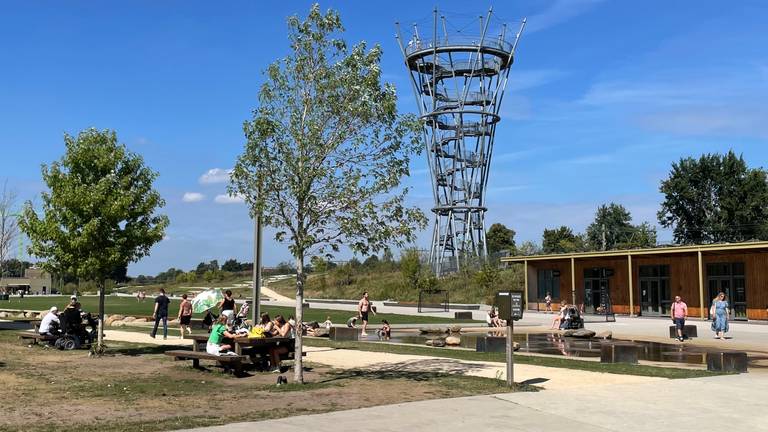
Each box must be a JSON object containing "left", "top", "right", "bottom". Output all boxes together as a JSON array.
[{"left": 496, "top": 290, "right": 524, "bottom": 322}]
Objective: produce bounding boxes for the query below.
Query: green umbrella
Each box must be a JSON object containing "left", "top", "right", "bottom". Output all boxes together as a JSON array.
[{"left": 192, "top": 288, "right": 224, "bottom": 313}]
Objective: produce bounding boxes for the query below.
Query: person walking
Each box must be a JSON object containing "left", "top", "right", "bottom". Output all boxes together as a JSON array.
[
  {"left": 544, "top": 292, "right": 553, "bottom": 313},
  {"left": 357, "top": 291, "right": 375, "bottom": 336},
  {"left": 710, "top": 292, "right": 730, "bottom": 340},
  {"left": 150, "top": 288, "right": 170, "bottom": 340},
  {"left": 671, "top": 295, "right": 688, "bottom": 342},
  {"left": 177, "top": 293, "right": 193, "bottom": 338}
]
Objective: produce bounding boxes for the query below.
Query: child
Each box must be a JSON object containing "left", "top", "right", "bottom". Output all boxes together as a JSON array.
[
  {"left": 346, "top": 316, "right": 358, "bottom": 328},
  {"left": 377, "top": 319, "right": 391, "bottom": 339}
]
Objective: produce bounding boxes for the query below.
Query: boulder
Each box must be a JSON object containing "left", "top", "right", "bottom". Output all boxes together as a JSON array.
[
  {"left": 445, "top": 335, "right": 461, "bottom": 346},
  {"left": 564, "top": 329, "right": 596, "bottom": 338},
  {"left": 111, "top": 320, "right": 125, "bottom": 327},
  {"left": 449, "top": 325, "right": 462, "bottom": 334},
  {"left": 0, "top": 312, "right": 8, "bottom": 318},
  {"left": 596, "top": 330, "right": 613, "bottom": 340},
  {"left": 168, "top": 319, "right": 179, "bottom": 325},
  {"left": 122, "top": 316, "right": 136, "bottom": 323},
  {"left": 16, "top": 313, "right": 26, "bottom": 319},
  {"left": 25, "top": 312, "right": 39, "bottom": 319},
  {"left": 425, "top": 338, "right": 446, "bottom": 347},
  {"left": 105, "top": 315, "right": 125, "bottom": 326},
  {"left": 419, "top": 327, "right": 448, "bottom": 334}
]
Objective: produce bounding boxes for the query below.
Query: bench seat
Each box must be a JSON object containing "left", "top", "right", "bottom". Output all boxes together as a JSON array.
[
  {"left": 16, "top": 331, "right": 57, "bottom": 344},
  {"left": 164, "top": 350, "right": 247, "bottom": 375}
]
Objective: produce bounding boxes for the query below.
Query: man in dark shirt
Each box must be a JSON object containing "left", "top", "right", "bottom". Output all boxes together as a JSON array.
[{"left": 150, "top": 288, "right": 171, "bottom": 339}]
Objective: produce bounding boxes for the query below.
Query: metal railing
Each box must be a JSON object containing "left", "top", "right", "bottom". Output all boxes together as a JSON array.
[{"left": 405, "top": 35, "right": 514, "bottom": 56}]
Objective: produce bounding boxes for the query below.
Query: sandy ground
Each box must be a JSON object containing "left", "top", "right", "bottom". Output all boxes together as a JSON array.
[{"left": 105, "top": 330, "right": 663, "bottom": 390}]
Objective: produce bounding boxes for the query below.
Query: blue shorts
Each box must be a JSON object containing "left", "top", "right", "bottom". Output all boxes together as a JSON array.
[{"left": 673, "top": 318, "right": 685, "bottom": 329}]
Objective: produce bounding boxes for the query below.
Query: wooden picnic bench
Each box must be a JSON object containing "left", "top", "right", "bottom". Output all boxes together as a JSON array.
[
  {"left": 16, "top": 331, "right": 57, "bottom": 345},
  {"left": 185, "top": 334, "right": 303, "bottom": 365},
  {"left": 164, "top": 350, "right": 248, "bottom": 375}
]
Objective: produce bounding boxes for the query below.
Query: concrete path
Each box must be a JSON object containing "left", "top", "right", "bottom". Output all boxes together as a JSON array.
[{"left": 186, "top": 373, "right": 768, "bottom": 432}]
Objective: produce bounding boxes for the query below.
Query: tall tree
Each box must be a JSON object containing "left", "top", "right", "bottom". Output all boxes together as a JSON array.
[
  {"left": 542, "top": 226, "right": 584, "bottom": 254},
  {"left": 585, "top": 203, "right": 655, "bottom": 250},
  {"left": 485, "top": 223, "right": 516, "bottom": 255},
  {"left": 19, "top": 129, "right": 168, "bottom": 350},
  {"left": 229, "top": 5, "right": 426, "bottom": 383},
  {"left": 658, "top": 151, "right": 768, "bottom": 244},
  {"left": 0, "top": 181, "right": 19, "bottom": 284}
]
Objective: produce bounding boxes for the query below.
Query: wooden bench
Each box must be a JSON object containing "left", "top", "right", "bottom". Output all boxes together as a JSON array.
[
  {"left": 16, "top": 331, "right": 57, "bottom": 345},
  {"left": 164, "top": 350, "right": 248, "bottom": 375}
]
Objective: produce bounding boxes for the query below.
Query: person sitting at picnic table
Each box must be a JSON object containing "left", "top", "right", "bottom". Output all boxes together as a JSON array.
[
  {"left": 38, "top": 306, "right": 60, "bottom": 336},
  {"left": 265, "top": 315, "right": 293, "bottom": 372},
  {"left": 273, "top": 315, "right": 292, "bottom": 337},
  {"left": 206, "top": 315, "right": 239, "bottom": 356},
  {"left": 258, "top": 313, "right": 276, "bottom": 336}
]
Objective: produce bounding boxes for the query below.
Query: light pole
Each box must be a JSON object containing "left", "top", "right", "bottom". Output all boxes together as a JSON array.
[{"left": 251, "top": 211, "right": 263, "bottom": 324}]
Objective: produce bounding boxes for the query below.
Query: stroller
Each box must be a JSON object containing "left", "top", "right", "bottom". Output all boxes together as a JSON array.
[{"left": 559, "top": 306, "right": 584, "bottom": 330}]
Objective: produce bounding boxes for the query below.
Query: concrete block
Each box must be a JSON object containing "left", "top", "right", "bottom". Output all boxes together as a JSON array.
[
  {"left": 668, "top": 325, "right": 698, "bottom": 339},
  {"left": 600, "top": 342, "right": 639, "bottom": 364},
  {"left": 707, "top": 351, "right": 748, "bottom": 373},
  {"left": 454, "top": 311, "right": 473, "bottom": 320},
  {"left": 330, "top": 326, "right": 358, "bottom": 341}
]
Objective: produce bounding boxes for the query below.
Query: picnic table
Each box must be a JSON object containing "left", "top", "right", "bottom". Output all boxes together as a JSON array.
[{"left": 184, "top": 334, "right": 300, "bottom": 365}]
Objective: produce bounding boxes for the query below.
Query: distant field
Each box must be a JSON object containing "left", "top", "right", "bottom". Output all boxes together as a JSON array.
[{"left": 0, "top": 295, "right": 477, "bottom": 324}]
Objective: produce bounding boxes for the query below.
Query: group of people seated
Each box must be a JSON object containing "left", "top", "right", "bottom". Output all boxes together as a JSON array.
[
  {"left": 486, "top": 308, "right": 507, "bottom": 327},
  {"left": 205, "top": 311, "right": 295, "bottom": 372},
  {"left": 38, "top": 295, "right": 92, "bottom": 337}
]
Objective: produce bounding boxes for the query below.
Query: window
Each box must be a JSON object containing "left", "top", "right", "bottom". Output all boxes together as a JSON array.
[{"left": 537, "top": 269, "right": 560, "bottom": 299}]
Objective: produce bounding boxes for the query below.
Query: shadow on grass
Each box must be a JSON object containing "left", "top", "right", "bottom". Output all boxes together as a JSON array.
[
  {"left": 320, "top": 359, "right": 490, "bottom": 383},
  {"left": 108, "top": 344, "right": 187, "bottom": 356}
]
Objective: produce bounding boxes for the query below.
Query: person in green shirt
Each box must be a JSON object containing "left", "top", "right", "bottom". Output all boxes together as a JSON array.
[{"left": 206, "top": 315, "right": 238, "bottom": 355}]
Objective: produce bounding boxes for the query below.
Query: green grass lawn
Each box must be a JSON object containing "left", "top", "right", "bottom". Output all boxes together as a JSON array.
[{"left": 0, "top": 295, "right": 477, "bottom": 324}]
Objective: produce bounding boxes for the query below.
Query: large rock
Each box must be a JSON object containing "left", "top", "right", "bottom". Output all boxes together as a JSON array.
[
  {"left": 123, "top": 316, "right": 136, "bottom": 323},
  {"left": 419, "top": 327, "right": 448, "bottom": 334},
  {"left": 111, "top": 321, "right": 125, "bottom": 327},
  {"left": 426, "top": 338, "right": 446, "bottom": 347},
  {"left": 596, "top": 330, "right": 613, "bottom": 340},
  {"left": 564, "top": 329, "right": 596, "bottom": 338},
  {"left": 0, "top": 312, "right": 8, "bottom": 318},
  {"left": 25, "top": 312, "right": 39, "bottom": 319},
  {"left": 449, "top": 325, "right": 462, "bottom": 334},
  {"left": 445, "top": 335, "right": 461, "bottom": 346},
  {"left": 105, "top": 314, "right": 125, "bottom": 326}
]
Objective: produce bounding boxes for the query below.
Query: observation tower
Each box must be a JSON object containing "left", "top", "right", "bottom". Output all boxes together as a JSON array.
[{"left": 396, "top": 9, "right": 525, "bottom": 275}]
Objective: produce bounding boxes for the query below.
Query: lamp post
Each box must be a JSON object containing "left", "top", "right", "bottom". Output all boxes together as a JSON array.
[{"left": 251, "top": 212, "right": 263, "bottom": 324}]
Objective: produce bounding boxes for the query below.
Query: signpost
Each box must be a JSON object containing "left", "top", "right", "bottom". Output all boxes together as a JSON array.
[{"left": 496, "top": 290, "right": 524, "bottom": 388}]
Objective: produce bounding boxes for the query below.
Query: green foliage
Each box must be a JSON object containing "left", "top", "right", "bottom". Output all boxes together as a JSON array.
[
  {"left": 18, "top": 128, "right": 168, "bottom": 299},
  {"left": 585, "top": 203, "right": 656, "bottom": 250},
  {"left": 474, "top": 262, "right": 501, "bottom": 304},
  {"left": 485, "top": 223, "right": 516, "bottom": 254},
  {"left": 542, "top": 226, "right": 585, "bottom": 253},
  {"left": 399, "top": 248, "right": 421, "bottom": 288},
  {"left": 658, "top": 151, "right": 768, "bottom": 244},
  {"left": 517, "top": 240, "right": 542, "bottom": 256}
]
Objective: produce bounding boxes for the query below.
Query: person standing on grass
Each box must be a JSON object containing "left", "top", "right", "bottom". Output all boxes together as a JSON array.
[
  {"left": 671, "top": 295, "right": 688, "bottom": 342},
  {"left": 178, "top": 294, "right": 193, "bottom": 338},
  {"left": 150, "top": 288, "right": 170, "bottom": 339},
  {"left": 357, "top": 291, "right": 375, "bottom": 336}
]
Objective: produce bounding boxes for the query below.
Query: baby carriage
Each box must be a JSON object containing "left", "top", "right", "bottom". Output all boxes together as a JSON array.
[{"left": 559, "top": 306, "right": 584, "bottom": 330}]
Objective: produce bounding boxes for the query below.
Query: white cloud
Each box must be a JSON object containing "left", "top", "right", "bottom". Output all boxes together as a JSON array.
[
  {"left": 182, "top": 192, "right": 205, "bottom": 203},
  {"left": 199, "top": 168, "right": 232, "bottom": 184},
  {"left": 214, "top": 193, "right": 245, "bottom": 204},
  {"left": 525, "top": 0, "right": 605, "bottom": 33}
]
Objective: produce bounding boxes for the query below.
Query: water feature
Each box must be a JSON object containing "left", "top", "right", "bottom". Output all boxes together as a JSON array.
[{"left": 360, "top": 330, "right": 764, "bottom": 367}]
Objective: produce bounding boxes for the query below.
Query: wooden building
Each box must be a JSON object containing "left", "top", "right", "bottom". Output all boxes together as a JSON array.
[{"left": 502, "top": 242, "right": 768, "bottom": 321}]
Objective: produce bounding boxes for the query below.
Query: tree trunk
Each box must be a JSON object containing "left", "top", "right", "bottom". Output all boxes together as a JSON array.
[
  {"left": 97, "top": 278, "right": 106, "bottom": 349},
  {"left": 294, "top": 253, "right": 305, "bottom": 384}
]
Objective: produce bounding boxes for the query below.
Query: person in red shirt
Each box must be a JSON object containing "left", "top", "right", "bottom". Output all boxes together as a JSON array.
[{"left": 671, "top": 295, "right": 688, "bottom": 342}]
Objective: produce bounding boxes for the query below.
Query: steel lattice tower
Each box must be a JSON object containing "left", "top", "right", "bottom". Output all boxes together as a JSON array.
[{"left": 396, "top": 9, "right": 525, "bottom": 275}]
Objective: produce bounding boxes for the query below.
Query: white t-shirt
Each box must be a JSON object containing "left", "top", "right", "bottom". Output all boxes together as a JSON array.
[{"left": 39, "top": 313, "right": 60, "bottom": 334}]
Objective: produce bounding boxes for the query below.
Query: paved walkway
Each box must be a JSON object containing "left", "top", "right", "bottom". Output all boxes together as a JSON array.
[{"left": 186, "top": 372, "right": 768, "bottom": 432}]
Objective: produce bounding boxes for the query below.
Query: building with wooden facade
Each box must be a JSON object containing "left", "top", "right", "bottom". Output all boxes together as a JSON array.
[{"left": 502, "top": 241, "right": 768, "bottom": 321}]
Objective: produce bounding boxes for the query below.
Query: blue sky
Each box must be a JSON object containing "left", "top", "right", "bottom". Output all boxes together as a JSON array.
[{"left": 2, "top": 1, "right": 767, "bottom": 275}]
